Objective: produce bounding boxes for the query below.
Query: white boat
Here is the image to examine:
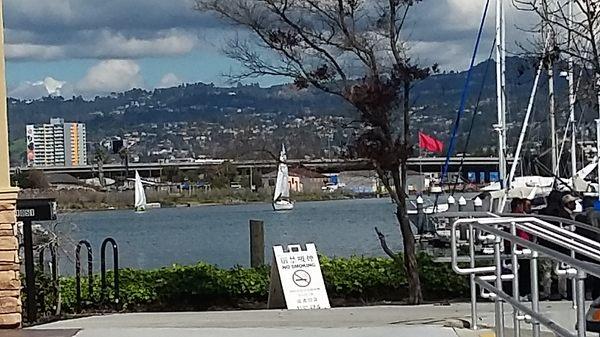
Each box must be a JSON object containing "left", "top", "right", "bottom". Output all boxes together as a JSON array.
[
  {"left": 272, "top": 145, "right": 294, "bottom": 211},
  {"left": 134, "top": 170, "right": 147, "bottom": 213}
]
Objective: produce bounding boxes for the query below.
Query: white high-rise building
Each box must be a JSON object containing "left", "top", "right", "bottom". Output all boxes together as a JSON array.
[{"left": 26, "top": 118, "right": 87, "bottom": 167}]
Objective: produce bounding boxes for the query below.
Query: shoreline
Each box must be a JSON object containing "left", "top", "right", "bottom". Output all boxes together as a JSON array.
[{"left": 57, "top": 195, "right": 383, "bottom": 213}]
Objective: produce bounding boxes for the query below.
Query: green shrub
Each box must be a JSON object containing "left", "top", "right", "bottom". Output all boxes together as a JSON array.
[{"left": 32, "top": 255, "right": 469, "bottom": 316}]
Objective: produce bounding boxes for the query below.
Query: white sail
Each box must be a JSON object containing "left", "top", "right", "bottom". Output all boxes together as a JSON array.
[
  {"left": 273, "top": 144, "right": 290, "bottom": 202},
  {"left": 134, "top": 170, "right": 147, "bottom": 212}
]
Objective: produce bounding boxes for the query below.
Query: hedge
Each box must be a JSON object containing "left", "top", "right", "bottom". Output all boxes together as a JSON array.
[{"left": 32, "top": 254, "right": 470, "bottom": 315}]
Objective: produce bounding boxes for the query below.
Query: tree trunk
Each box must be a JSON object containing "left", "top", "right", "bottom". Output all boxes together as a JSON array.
[
  {"left": 400, "top": 79, "right": 422, "bottom": 304},
  {"left": 392, "top": 169, "right": 423, "bottom": 304}
]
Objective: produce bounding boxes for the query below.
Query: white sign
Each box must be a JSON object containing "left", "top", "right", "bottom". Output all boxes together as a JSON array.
[
  {"left": 267, "top": 243, "right": 330, "bottom": 310},
  {"left": 16, "top": 209, "right": 35, "bottom": 218}
]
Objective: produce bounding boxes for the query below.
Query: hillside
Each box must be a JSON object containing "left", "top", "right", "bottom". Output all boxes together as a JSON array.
[{"left": 7, "top": 56, "right": 580, "bottom": 165}]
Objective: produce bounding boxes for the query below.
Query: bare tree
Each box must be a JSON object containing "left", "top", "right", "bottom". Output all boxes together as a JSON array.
[
  {"left": 514, "top": 0, "right": 600, "bottom": 92},
  {"left": 195, "top": 0, "right": 436, "bottom": 304}
]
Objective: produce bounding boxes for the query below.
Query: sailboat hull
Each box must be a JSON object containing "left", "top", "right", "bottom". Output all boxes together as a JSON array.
[{"left": 273, "top": 200, "right": 294, "bottom": 211}]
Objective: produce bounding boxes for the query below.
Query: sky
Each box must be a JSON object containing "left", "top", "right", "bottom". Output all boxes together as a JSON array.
[{"left": 3, "top": 0, "right": 535, "bottom": 99}]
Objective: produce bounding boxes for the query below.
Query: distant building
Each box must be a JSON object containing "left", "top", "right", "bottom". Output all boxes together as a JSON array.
[
  {"left": 262, "top": 167, "right": 328, "bottom": 193},
  {"left": 338, "top": 171, "right": 380, "bottom": 194},
  {"left": 26, "top": 118, "right": 87, "bottom": 167}
]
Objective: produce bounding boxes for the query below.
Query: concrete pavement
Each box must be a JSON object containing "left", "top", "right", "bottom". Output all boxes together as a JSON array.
[{"left": 31, "top": 302, "right": 577, "bottom": 337}]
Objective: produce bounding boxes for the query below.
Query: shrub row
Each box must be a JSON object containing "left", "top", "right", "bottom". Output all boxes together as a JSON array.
[{"left": 34, "top": 254, "right": 470, "bottom": 315}]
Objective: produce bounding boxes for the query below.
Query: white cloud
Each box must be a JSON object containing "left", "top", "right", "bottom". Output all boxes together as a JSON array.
[
  {"left": 158, "top": 73, "right": 183, "bottom": 88},
  {"left": 86, "top": 30, "right": 197, "bottom": 59},
  {"left": 5, "top": 30, "right": 197, "bottom": 61},
  {"left": 6, "top": 44, "right": 64, "bottom": 60},
  {"left": 3, "top": 0, "right": 208, "bottom": 61},
  {"left": 9, "top": 60, "right": 147, "bottom": 99},
  {"left": 77, "top": 60, "right": 144, "bottom": 95},
  {"left": 9, "top": 77, "right": 74, "bottom": 99}
]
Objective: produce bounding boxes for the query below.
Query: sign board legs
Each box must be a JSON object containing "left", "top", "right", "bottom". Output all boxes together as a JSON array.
[{"left": 267, "top": 260, "right": 286, "bottom": 309}]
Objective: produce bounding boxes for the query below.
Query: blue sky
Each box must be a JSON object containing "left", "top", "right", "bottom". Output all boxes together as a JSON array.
[{"left": 3, "top": 0, "right": 532, "bottom": 99}]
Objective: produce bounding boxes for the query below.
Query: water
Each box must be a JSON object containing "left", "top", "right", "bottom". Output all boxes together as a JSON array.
[{"left": 51, "top": 198, "right": 403, "bottom": 272}]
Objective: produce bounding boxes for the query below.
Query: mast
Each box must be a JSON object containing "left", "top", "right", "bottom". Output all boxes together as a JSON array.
[
  {"left": 568, "top": 0, "right": 577, "bottom": 178},
  {"left": 597, "top": 119, "right": 600, "bottom": 201},
  {"left": 549, "top": 62, "right": 558, "bottom": 172},
  {"left": 508, "top": 58, "right": 545, "bottom": 184},
  {"left": 546, "top": 2, "right": 558, "bottom": 173},
  {"left": 495, "top": 0, "right": 507, "bottom": 188}
]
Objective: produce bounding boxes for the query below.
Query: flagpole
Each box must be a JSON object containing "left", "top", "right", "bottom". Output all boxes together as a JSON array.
[{"left": 419, "top": 147, "right": 423, "bottom": 176}]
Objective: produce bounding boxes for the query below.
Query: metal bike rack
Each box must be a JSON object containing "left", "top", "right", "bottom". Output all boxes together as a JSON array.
[
  {"left": 450, "top": 215, "right": 600, "bottom": 337},
  {"left": 38, "top": 244, "right": 58, "bottom": 315},
  {"left": 75, "top": 240, "right": 93, "bottom": 312},
  {"left": 100, "top": 238, "right": 119, "bottom": 308}
]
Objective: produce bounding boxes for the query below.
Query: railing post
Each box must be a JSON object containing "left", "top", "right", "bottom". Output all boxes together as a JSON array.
[
  {"left": 575, "top": 269, "right": 587, "bottom": 337},
  {"left": 459, "top": 197, "right": 468, "bottom": 240},
  {"left": 416, "top": 196, "right": 425, "bottom": 235},
  {"left": 473, "top": 197, "right": 483, "bottom": 212},
  {"left": 458, "top": 196, "right": 467, "bottom": 212},
  {"left": 494, "top": 227, "right": 505, "bottom": 337},
  {"left": 469, "top": 223, "right": 478, "bottom": 330},
  {"left": 530, "top": 251, "right": 540, "bottom": 337},
  {"left": 510, "top": 222, "right": 521, "bottom": 337}
]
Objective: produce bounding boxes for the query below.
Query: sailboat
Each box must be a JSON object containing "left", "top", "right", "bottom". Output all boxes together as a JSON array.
[
  {"left": 272, "top": 145, "right": 294, "bottom": 211},
  {"left": 134, "top": 170, "right": 147, "bottom": 213}
]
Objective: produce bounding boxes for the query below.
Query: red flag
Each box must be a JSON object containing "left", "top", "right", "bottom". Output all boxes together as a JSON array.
[{"left": 418, "top": 132, "right": 444, "bottom": 153}]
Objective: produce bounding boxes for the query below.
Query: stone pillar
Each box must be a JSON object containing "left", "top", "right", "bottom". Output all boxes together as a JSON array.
[
  {"left": 0, "top": 190, "right": 20, "bottom": 328},
  {"left": 0, "top": 0, "right": 21, "bottom": 328}
]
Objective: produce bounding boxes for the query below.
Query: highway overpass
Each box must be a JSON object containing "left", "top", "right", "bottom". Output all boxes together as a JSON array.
[{"left": 11, "top": 157, "right": 508, "bottom": 181}]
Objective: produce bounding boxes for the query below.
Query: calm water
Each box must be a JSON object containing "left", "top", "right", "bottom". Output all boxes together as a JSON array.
[{"left": 52, "top": 198, "right": 402, "bottom": 272}]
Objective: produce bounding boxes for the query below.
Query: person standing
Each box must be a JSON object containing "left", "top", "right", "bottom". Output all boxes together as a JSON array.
[
  {"left": 510, "top": 198, "right": 531, "bottom": 297},
  {"left": 551, "top": 194, "right": 580, "bottom": 299},
  {"left": 558, "top": 194, "right": 578, "bottom": 220},
  {"left": 538, "top": 191, "right": 567, "bottom": 300}
]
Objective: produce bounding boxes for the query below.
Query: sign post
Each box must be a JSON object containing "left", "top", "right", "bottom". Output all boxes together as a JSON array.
[
  {"left": 267, "top": 243, "right": 330, "bottom": 310},
  {"left": 16, "top": 199, "right": 57, "bottom": 323}
]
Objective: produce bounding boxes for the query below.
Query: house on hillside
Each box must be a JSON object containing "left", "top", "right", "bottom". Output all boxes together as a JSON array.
[{"left": 262, "top": 167, "right": 328, "bottom": 193}]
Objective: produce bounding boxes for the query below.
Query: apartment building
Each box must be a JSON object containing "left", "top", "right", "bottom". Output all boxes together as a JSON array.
[{"left": 26, "top": 118, "right": 87, "bottom": 167}]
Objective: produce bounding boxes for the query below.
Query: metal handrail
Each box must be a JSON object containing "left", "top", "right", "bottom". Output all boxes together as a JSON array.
[
  {"left": 452, "top": 218, "right": 600, "bottom": 277},
  {"left": 500, "top": 213, "right": 600, "bottom": 235},
  {"left": 475, "top": 217, "right": 600, "bottom": 271},
  {"left": 450, "top": 215, "right": 599, "bottom": 337}
]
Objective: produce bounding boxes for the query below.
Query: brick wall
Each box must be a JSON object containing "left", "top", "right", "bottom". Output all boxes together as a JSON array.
[{"left": 0, "top": 200, "right": 21, "bottom": 328}]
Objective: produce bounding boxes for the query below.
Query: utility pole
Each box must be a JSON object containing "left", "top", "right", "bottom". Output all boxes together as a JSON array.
[{"left": 0, "top": 0, "right": 23, "bottom": 328}]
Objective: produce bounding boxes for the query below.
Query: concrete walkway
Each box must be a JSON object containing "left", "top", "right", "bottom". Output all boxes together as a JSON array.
[{"left": 31, "top": 302, "right": 578, "bottom": 337}]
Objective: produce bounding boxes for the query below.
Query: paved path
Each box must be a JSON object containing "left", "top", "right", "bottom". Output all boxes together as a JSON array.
[
  {"left": 3, "top": 330, "right": 78, "bottom": 337},
  {"left": 31, "top": 302, "right": 578, "bottom": 337}
]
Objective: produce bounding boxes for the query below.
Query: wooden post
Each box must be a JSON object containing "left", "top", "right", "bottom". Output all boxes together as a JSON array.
[{"left": 250, "top": 220, "right": 265, "bottom": 268}]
